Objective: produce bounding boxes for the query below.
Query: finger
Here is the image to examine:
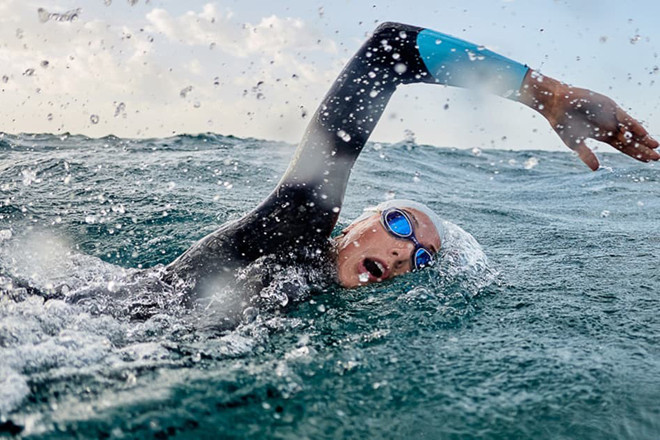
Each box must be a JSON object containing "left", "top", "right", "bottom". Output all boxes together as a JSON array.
[
  {"left": 612, "top": 139, "right": 660, "bottom": 162},
  {"left": 639, "top": 134, "right": 660, "bottom": 150},
  {"left": 615, "top": 109, "right": 659, "bottom": 149},
  {"left": 615, "top": 129, "right": 660, "bottom": 160},
  {"left": 618, "top": 109, "right": 651, "bottom": 139},
  {"left": 573, "top": 141, "right": 600, "bottom": 171}
]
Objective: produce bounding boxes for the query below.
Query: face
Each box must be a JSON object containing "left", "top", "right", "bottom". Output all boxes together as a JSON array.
[{"left": 334, "top": 208, "right": 441, "bottom": 288}]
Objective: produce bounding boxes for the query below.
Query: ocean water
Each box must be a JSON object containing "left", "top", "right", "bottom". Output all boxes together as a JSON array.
[{"left": 0, "top": 132, "right": 659, "bottom": 439}]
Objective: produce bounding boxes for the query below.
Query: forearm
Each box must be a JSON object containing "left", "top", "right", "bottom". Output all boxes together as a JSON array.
[{"left": 416, "top": 28, "right": 530, "bottom": 100}]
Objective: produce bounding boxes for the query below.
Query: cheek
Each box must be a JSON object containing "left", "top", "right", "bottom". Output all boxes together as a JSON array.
[{"left": 343, "top": 226, "right": 378, "bottom": 249}]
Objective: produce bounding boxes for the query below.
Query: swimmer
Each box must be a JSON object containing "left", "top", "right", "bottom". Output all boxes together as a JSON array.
[{"left": 162, "top": 22, "right": 659, "bottom": 294}]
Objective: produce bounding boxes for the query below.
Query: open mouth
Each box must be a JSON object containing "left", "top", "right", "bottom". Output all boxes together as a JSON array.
[{"left": 363, "top": 258, "right": 385, "bottom": 278}]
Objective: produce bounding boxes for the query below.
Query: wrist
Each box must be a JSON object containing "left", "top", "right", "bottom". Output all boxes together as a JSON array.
[{"left": 518, "top": 70, "right": 566, "bottom": 120}]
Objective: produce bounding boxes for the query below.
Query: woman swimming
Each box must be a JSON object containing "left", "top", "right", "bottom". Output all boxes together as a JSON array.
[{"left": 161, "top": 22, "right": 658, "bottom": 297}]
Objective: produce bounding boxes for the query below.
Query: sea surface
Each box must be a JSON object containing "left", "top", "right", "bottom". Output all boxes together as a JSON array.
[{"left": 0, "top": 132, "right": 658, "bottom": 439}]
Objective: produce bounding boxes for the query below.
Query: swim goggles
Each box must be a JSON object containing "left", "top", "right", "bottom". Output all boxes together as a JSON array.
[{"left": 380, "top": 208, "right": 435, "bottom": 270}]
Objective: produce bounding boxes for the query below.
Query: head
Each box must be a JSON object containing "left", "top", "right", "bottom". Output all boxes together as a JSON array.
[{"left": 333, "top": 199, "right": 445, "bottom": 288}]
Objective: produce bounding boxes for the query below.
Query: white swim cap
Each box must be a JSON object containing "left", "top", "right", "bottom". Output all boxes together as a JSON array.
[{"left": 349, "top": 199, "right": 447, "bottom": 249}]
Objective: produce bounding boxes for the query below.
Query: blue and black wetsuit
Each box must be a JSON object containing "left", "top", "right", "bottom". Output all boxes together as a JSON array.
[{"left": 162, "top": 22, "right": 528, "bottom": 296}]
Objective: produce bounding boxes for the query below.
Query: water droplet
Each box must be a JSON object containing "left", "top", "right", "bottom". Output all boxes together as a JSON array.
[
  {"left": 180, "top": 86, "right": 193, "bottom": 98},
  {"left": 394, "top": 63, "right": 407, "bottom": 74},
  {"left": 358, "top": 272, "right": 369, "bottom": 283},
  {"left": 23, "top": 68, "right": 35, "bottom": 77},
  {"left": 600, "top": 210, "right": 610, "bottom": 218},
  {"left": 630, "top": 34, "right": 641, "bottom": 44},
  {"left": 403, "top": 129, "right": 416, "bottom": 145},
  {"left": 471, "top": 147, "right": 482, "bottom": 157},
  {"left": 399, "top": 31, "right": 407, "bottom": 40},
  {"left": 85, "top": 215, "right": 96, "bottom": 224},
  {"left": 385, "top": 190, "right": 395, "bottom": 200},
  {"left": 1, "top": 75, "right": 8, "bottom": 83},
  {"left": 337, "top": 130, "right": 351, "bottom": 142},
  {"left": 37, "top": 9, "right": 50, "bottom": 23},
  {"left": 90, "top": 114, "right": 100, "bottom": 124},
  {"left": 114, "top": 102, "right": 125, "bottom": 117}
]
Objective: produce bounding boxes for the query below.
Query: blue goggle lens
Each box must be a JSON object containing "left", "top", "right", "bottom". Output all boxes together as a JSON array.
[
  {"left": 414, "top": 247, "right": 434, "bottom": 269},
  {"left": 384, "top": 210, "right": 412, "bottom": 236}
]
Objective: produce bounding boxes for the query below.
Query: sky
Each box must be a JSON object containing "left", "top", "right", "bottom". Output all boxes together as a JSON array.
[{"left": 0, "top": 0, "right": 658, "bottom": 151}]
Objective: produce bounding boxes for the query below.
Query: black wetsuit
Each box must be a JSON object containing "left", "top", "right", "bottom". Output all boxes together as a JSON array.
[{"left": 161, "top": 23, "right": 437, "bottom": 296}]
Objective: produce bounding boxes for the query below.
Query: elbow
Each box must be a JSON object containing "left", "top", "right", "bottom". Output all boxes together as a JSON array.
[{"left": 371, "top": 21, "right": 422, "bottom": 40}]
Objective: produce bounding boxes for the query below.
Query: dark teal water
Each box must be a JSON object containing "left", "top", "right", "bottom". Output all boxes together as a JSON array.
[{"left": 1, "top": 132, "right": 659, "bottom": 439}]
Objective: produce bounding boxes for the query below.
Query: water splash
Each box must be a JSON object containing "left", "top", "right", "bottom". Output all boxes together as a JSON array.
[{"left": 37, "top": 8, "right": 81, "bottom": 23}]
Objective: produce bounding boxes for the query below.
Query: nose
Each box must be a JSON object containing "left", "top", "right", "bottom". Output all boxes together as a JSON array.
[{"left": 388, "top": 240, "right": 415, "bottom": 271}]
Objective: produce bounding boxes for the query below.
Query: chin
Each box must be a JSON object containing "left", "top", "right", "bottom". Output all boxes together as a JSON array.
[
  {"left": 337, "top": 273, "right": 359, "bottom": 288},
  {"left": 336, "top": 267, "right": 363, "bottom": 288}
]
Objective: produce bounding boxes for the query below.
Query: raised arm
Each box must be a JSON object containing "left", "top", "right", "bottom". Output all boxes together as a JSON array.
[{"left": 243, "top": 22, "right": 533, "bottom": 256}]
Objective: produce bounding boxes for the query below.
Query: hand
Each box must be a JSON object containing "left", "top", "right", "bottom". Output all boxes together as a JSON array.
[{"left": 520, "top": 71, "right": 659, "bottom": 170}]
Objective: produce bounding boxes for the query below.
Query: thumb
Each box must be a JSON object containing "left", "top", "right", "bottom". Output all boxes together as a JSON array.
[{"left": 567, "top": 139, "right": 600, "bottom": 171}]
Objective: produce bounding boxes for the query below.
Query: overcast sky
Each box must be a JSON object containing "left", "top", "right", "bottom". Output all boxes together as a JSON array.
[{"left": 0, "top": 0, "right": 658, "bottom": 151}]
